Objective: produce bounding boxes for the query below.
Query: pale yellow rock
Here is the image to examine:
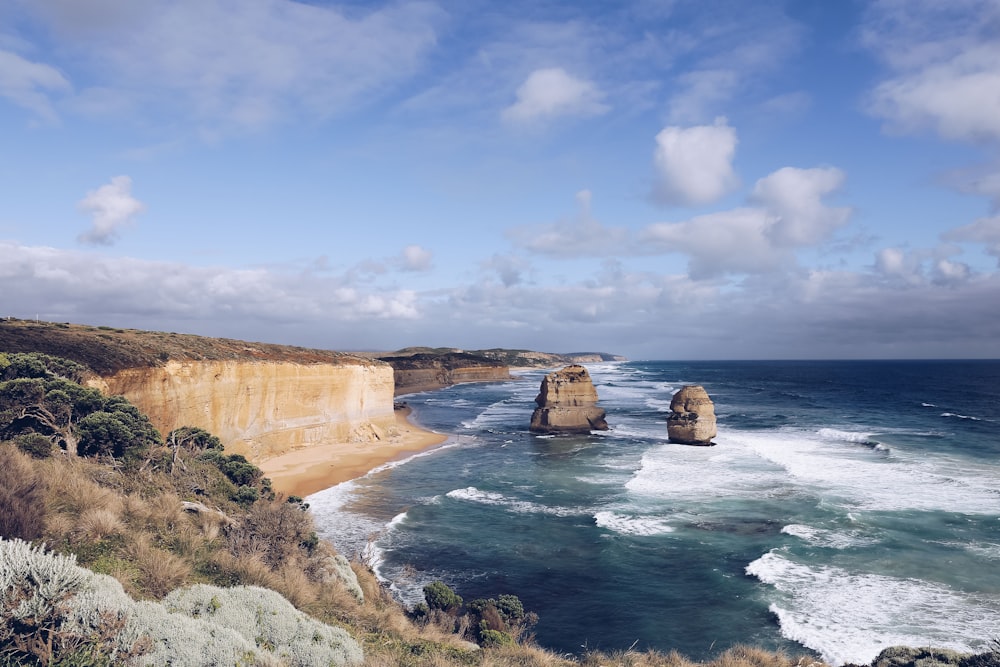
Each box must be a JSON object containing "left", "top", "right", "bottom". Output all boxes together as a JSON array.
[
  {"left": 667, "top": 385, "right": 717, "bottom": 445},
  {"left": 89, "top": 360, "right": 396, "bottom": 461},
  {"left": 530, "top": 365, "right": 608, "bottom": 433}
]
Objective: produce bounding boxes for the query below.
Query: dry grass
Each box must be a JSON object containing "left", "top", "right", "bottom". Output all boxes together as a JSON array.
[
  {"left": 42, "top": 456, "right": 120, "bottom": 517},
  {"left": 0, "top": 445, "right": 46, "bottom": 540},
  {"left": 126, "top": 535, "right": 192, "bottom": 599},
  {"left": 76, "top": 506, "right": 124, "bottom": 541}
]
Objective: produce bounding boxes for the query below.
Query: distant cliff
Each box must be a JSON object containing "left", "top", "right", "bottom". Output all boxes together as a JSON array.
[
  {"left": 379, "top": 351, "right": 511, "bottom": 395},
  {"left": 0, "top": 319, "right": 395, "bottom": 461}
]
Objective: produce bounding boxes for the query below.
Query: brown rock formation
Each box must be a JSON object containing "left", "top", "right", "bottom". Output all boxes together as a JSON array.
[
  {"left": 667, "top": 385, "right": 717, "bottom": 445},
  {"left": 529, "top": 365, "right": 609, "bottom": 434},
  {"left": 379, "top": 352, "right": 511, "bottom": 395}
]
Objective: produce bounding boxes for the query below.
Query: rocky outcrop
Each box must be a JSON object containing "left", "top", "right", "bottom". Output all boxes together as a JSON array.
[
  {"left": 529, "top": 365, "right": 609, "bottom": 434},
  {"left": 379, "top": 352, "right": 511, "bottom": 395},
  {"left": 90, "top": 359, "right": 396, "bottom": 461},
  {"left": 667, "top": 385, "right": 716, "bottom": 445}
]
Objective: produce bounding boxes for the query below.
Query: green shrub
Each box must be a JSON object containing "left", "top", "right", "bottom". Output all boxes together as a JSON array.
[
  {"left": 14, "top": 432, "right": 53, "bottom": 458},
  {"left": 423, "top": 581, "right": 463, "bottom": 613}
]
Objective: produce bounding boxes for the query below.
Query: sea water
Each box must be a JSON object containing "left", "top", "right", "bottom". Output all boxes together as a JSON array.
[{"left": 307, "top": 360, "right": 1000, "bottom": 665}]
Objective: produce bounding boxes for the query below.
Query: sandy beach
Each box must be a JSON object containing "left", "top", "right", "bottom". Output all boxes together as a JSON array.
[{"left": 259, "top": 406, "right": 448, "bottom": 498}]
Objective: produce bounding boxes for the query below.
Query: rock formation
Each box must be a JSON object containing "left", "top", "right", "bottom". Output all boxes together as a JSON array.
[
  {"left": 529, "top": 365, "right": 609, "bottom": 434},
  {"left": 667, "top": 385, "right": 716, "bottom": 445}
]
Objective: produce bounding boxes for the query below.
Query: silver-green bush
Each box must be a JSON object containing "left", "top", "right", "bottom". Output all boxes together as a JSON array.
[
  {"left": 164, "top": 583, "right": 364, "bottom": 666},
  {"left": 1, "top": 538, "right": 362, "bottom": 666}
]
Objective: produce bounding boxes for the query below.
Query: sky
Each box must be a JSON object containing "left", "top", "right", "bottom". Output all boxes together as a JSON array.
[{"left": 3, "top": 0, "right": 1000, "bottom": 360}]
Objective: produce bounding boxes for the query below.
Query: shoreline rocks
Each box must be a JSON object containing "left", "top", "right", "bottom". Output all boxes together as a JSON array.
[
  {"left": 529, "top": 365, "right": 609, "bottom": 434},
  {"left": 667, "top": 385, "right": 716, "bottom": 445}
]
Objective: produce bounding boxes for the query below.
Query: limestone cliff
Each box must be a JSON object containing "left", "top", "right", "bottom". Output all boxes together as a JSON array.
[
  {"left": 0, "top": 319, "right": 397, "bottom": 462},
  {"left": 529, "top": 365, "right": 609, "bottom": 434},
  {"left": 89, "top": 360, "right": 396, "bottom": 460}
]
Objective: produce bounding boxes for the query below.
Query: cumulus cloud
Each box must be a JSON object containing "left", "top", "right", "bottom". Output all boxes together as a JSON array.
[
  {"left": 502, "top": 67, "right": 608, "bottom": 124},
  {"left": 14, "top": 0, "right": 441, "bottom": 133},
  {"left": 642, "top": 166, "right": 851, "bottom": 278},
  {"left": 652, "top": 118, "right": 739, "bottom": 206},
  {"left": 398, "top": 244, "right": 433, "bottom": 272},
  {"left": 76, "top": 176, "right": 144, "bottom": 245},
  {"left": 752, "top": 167, "right": 851, "bottom": 246},
  {"left": 481, "top": 254, "right": 531, "bottom": 287},
  {"left": 944, "top": 215, "right": 1000, "bottom": 263},
  {"left": 0, "top": 241, "right": 421, "bottom": 328},
  {"left": 0, "top": 49, "right": 70, "bottom": 122},
  {"left": 507, "top": 190, "right": 629, "bottom": 257},
  {"left": 864, "top": 0, "right": 1000, "bottom": 143}
]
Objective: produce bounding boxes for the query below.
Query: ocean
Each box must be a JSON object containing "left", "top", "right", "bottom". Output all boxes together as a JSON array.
[{"left": 307, "top": 360, "right": 1000, "bottom": 665}]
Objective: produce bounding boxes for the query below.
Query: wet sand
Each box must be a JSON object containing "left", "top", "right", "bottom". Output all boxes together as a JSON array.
[{"left": 259, "top": 407, "right": 447, "bottom": 498}]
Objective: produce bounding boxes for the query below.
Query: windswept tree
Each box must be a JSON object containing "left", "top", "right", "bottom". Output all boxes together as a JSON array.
[{"left": 0, "top": 352, "right": 161, "bottom": 458}]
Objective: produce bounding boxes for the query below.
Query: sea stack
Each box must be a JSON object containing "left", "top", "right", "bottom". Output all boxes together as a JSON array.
[
  {"left": 667, "top": 385, "right": 717, "bottom": 445},
  {"left": 529, "top": 365, "right": 609, "bottom": 434}
]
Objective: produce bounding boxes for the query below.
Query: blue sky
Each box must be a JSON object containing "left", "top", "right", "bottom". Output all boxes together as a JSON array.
[{"left": 2, "top": 0, "right": 1000, "bottom": 359}]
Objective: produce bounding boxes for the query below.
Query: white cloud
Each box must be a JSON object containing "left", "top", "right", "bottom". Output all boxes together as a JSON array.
[
  {"left": 944, "top": 215, "right": 1000, "bottom": 263},
  {"left": 76, "top": 175, "right": 145, "bottom": 245},
  {"left": 864, "top": 0, "right": 1000, "bottom": 143},
  {"left": 502, "top": 67, "right": 608, "bottom": 124},
  {"left": 0, "top": 241, "right": 421, "bottom": 326},
  {"left": 481, "top": 254, "right": 531, "bottom": 287},
  {"left": 399, "top": 245, "right": 433, "bottom": 272},
  {"left": 15, "top": 0, "right": 441, "bottom": 133},
  {"left": 642, "top": 208, "right": 787, "bottom": 279},
  {"left": 752, "top": 167, "right": 851, "bottom": 246},
  {"left": 507, "top": 190, "right": 629, "bottom": 257},
  {"left": 0, "top": 49, "right": 70, "bottom": 122},
  {"left": 642, "top": 166, "right": 851, "bottom": 278},
  {"left": 652, "top": 118, "right": 739, "bottom": 206}
]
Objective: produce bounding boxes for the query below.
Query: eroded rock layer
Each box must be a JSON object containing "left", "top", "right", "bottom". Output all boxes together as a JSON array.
[
  {"left": 667, "top": 385, "right": 717, "bottom": 445},
  {"left": 529, "top": 365, "right": 608, "bottom": 434},
  {"left": 90, "top": 360, "right": 396, "bottom": 460}
]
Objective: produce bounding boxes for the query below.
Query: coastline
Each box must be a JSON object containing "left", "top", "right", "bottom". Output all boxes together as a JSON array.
[{"left": 259, "top": 405, "right": 448, "bottom": 498}]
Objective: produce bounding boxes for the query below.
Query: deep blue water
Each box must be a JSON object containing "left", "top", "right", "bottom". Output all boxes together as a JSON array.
[{"left": 308, "top": 361, "right": 1000, "bottom": 665}]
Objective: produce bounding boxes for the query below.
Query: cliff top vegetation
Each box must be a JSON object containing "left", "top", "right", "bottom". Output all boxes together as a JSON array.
[{"left": 0, "top": 318, "right": 376, "bottom": 376}]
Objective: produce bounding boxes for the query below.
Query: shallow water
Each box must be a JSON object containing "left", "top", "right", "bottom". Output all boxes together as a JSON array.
[{"left": 308, "top": 360, "right": 1000, "bottom": 665}]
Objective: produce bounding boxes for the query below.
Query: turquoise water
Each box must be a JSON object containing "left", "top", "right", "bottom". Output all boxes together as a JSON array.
[{"left": 308, "top": 361, "right": 1000, "bottom": 664}]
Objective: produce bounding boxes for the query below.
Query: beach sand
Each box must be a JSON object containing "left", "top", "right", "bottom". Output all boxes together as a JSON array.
[{"left": 259, "top": 406, "right": 448, "bottom": 498}]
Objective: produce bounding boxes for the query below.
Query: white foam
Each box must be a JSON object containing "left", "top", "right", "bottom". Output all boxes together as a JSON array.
[
  {"left": 626, "top": 437, "right": 791, "bottom": 501},
  {"left": 594, "top": 511, "right": 675, "bottom": 536},
  {"left": 816, "top": 428, "right": 874, "bottom": 443},
  {"left": 731, "top": 429, "right": 1000, "bottom": 514},
  {"left": 445, "top": 486, "right": 579, "bottom": 516},
  {"left": 781, "top": 524, "right": 876, "bottom": 549},
  {"left": 747, "top": 550, "right": 999, "bottom": 665},
  {"left": 941, "top": 412, "right": 984, "bottom": 421}
]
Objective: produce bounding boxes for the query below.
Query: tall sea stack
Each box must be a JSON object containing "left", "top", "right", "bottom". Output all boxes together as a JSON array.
[
  {"left": 529, "top": 365, "right": 609, "bottom": 434},
  {"left": 667, "top": 385, "right": 716, "bottom": 445}
]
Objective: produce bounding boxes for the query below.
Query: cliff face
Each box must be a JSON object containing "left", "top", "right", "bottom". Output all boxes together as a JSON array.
[
  {"left": 89, "top": 359, "right": 396, "bottom": 461},
  {"left": 380, "top": 352, "right": 511, "bottom": 395}
]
